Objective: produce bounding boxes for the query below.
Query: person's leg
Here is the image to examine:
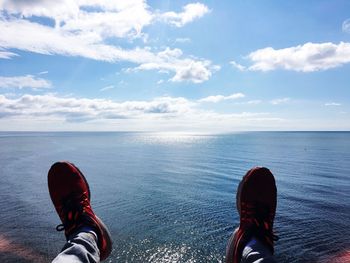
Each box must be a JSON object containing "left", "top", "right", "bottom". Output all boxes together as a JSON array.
[
  {"left": 227, "top": 233, "right": 276, "bottom": 263},
  {"left": 226, "top": 167, "right": 278, "bottom": 263},
  {"left": 52, "top": 231, "right": 99, "bottom": 263},
  {"left": 48, "top": 161, "right": 112, "bottom": 263},
  {"left": 241, "top": 238, "right": 276, "bottom": 263}
]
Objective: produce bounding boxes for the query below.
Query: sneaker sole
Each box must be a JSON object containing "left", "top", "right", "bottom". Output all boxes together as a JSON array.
[{"left": 95, "top": 215, "right": 113, "bottom": 261}]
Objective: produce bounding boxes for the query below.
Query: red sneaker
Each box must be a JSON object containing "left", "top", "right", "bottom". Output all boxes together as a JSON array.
[
  {"left": 48, "top": 161, "right": 112, "bottom": 261},
  {"left": 226, "top": 167, "right": 278, "bottom": 263}
]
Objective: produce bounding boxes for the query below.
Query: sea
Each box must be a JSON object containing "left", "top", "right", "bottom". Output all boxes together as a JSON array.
[{"left": 0, "top": 132, "right": 349, "bottom": 263}]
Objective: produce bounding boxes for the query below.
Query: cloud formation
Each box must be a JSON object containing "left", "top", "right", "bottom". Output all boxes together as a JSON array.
[
  {"left": 0, "top": 1, "right": 216, "bottom": 83},
  {"left": 0, "top": 75, "right": 51, "bottom": 89},
  {"left": 325, "top": 102, "right": 341, "bottom": 106},
  {"left": 128, "top": 48, "right": 219, "bottom": 83},
  {"left": 198, "top": 93, "right": 245, "bottom": 103},
  {"left": 0, "top": 49, "right": 18, "bottom": 59},
  {"left": 0, "top": 93, "right": 283, "bottom": 132},
  {"left": 270, "top": 98, "right": 290, "bottom": 105},
  {"left": 342, "top": 19, "right": 350, "bottom": 33},
  {"left": 245, "top": 100, "right": 262, "bottom": 105},
  {"left": 0, "top": 1, "right": 151, "bottom": 39},
  {"left": 247, "top": 42, "right": 350, "bottom": 72},
  {"left": 100, "top": 85, "right": 115, "bottom": 92},
  {"left": 0, "top": 94, "right": 195, "bottom": 121},
  {"left": 230, "top": 61, "right": 246, "bottom": 71},
  {"left": 175, "top": 38, "right": 191, "bottom": 43},
  {"left": 159, "top": 3, "right": 210, "bottom": 27}
]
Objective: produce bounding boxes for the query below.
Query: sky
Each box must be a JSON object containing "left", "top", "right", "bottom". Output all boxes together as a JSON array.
[{"left": 0, "top": 0, "right": 350, "bottom": 132}]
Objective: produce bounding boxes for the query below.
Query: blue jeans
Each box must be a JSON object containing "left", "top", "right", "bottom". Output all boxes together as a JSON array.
[
  {"left": 53, "top": 232, "right": 275, "bottom": 263},
  {"left": 241, "top": 238, "right": 276, "bottom": 263},
  {"left": 52, "top": 231, "right": 100, "bottom": 263},
  {"left": 226, "top": 232, "right": 276, "bottom": 263}
]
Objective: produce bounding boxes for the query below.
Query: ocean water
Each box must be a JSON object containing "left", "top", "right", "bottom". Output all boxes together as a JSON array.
[{"left": 0, "top": 132, "right": 349, "bottom": 263}]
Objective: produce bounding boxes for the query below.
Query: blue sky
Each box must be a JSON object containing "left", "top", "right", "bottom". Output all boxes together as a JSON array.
[{"left": 0, "top": 0, "right": 349, "bottom": 132}]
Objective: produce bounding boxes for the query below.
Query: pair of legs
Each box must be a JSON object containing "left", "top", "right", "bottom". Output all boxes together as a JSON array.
[{"left": 48, "top": 162, "right": 278, "bottom": 262}]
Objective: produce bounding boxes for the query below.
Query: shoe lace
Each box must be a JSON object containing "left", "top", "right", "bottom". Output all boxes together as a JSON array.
[
  {"left": 242, "top": 202, "right": 279, "bottom": 242},
  {"left": 56, "top": 191, "right": 90, "bottom": 232},
  {"left": 254, "top": 204, "right": 279, "bottom": 243}
]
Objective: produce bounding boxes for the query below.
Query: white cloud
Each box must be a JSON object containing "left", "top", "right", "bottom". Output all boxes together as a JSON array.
[
  {"left": 0, "top": 1, "right": 217, "bottom": 83},
  {"left": 198, "top": 93, "right": 245, "bottom": 103},
  {"left": 0, "top": 0, "right": 78, "bottom": 19},
  {"left": 159, "top": 3, "right": 210, "bottom": 27},
  {"left": 0, "top": 1, "right": 209, "bottom": 34},
  {"left": 270, "top": 98, "right": 290, "bottom": 105},
  {"left": 0, "top": 18, "right": 167, "bottom": 62},
  {"left": 325, "top": 102, "right": 341, "bottom": 106},
  {"left": 247, "top": 42, "right": 350, "bottom": 72},
  {"left": 157, "top": 79, "right": 164, "bottom": 85},
  {"left": 130, "top": 48, "right": 219, "bottom": 83},
  {"left": 60, "top": 3, "right": 153, "bottom": 39},
  {"left": 0, "top": 94, "right": 195, "bottom": 121},
  {"left": 0, "top": 75, "right": 51, "bottom": 89},
  {"left": 175, "top": 38, "right": 191, "bottom": 43},
  {"left": 38, "top": 71, "right": 48, "bottom": 75},
  {"left": 342, "top": 19, "right": 350, "bottom": 33},
  {"left": 0, "top": 93, "right": 284, "bottom": 131},
  {"left": 246, "top": 100, "right": 262, "bottom": 105},
  {"left": 230, "top": 61, "right": 246, "bottom": 71},
  {"left": 0, "top": 49, "right": 18, "bottom": 59},
  {"left": 100, "top": 85, "right": 115, "bottom": 92},
  {"left": 170, "top": 60, "right": 219, "bottom": 83},
  {"left": 0, "top": 93, "right": 348, "bottom": 131},
  {"left": 234, "top": 100, "right": 263, "bottom": 105},
  {"left": 0, "top": 0, "right": 153, "bottom": 39},
  {"left": 0, "top": 18, "right": 218, "bottom": 83}
]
